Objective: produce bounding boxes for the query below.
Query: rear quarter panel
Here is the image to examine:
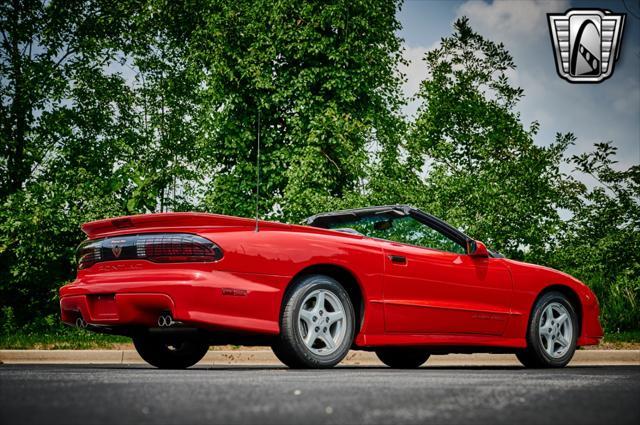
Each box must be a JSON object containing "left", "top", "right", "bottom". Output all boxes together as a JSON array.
[{"left": 205, "top": 228, "right": 386, "bottom": 335}]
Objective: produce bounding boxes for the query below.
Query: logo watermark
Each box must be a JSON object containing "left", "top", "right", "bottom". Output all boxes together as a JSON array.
[{"left": 548, "top": 9, "right": 626, "bottom": 83}]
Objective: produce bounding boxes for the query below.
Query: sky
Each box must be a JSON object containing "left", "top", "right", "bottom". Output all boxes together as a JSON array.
[{"left": 396, "top": 0, "right": 640, "bottom": 171}]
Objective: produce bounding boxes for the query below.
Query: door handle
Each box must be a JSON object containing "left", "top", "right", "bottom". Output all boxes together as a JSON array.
[{"left": 388, "top": 255, "right": 407, "bottom": 264}]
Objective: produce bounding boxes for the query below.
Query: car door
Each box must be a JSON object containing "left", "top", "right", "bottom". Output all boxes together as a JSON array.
[{"left": 379, "top": 217, "right": 513, "bottom": 335}]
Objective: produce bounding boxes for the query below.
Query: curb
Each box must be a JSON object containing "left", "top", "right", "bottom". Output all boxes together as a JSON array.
[{"left": 1, "top": 349, "right": 639, "bottom": 366}]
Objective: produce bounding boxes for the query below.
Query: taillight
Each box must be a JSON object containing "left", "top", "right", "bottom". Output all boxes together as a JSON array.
[
  {"left": 77, "top": 240, "right": 102, "bottom": 270},
  {"left": 76, "top": 233, "right": 222, "bottom": 270},
  {"left": 136, "top": 234, "right": 222, "bottom": 263}
]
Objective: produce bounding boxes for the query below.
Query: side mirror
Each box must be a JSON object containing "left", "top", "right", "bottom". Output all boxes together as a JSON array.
[{"left": 469, "top": 240, "right": 489, "bottom": 258}]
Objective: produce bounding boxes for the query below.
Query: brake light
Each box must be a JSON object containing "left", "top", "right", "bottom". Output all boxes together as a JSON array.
[
  {"left": 76, "top": 233, "right": 222, "bottom": 270},
  {"left": 111, "top": 218, "right": 134, "bottom": 229}
]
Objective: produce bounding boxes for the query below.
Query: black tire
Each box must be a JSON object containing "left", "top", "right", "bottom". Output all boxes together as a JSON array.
[
  {"left": 375, "top": 348, "right": 430, "bottom": 369},
  {"left": 515, "top": 349, "right": 541, "bottom": 368},
  {"left": 132, "top": 334, "right": 209, "bottom": 369},
  {"left": 517, "top": 291, "right": 578, "bottom": 368},
  {"left": 272, "top": 274, "right": 356, "bottom": 369}
]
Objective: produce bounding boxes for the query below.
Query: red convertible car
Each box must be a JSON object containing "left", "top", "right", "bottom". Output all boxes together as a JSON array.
[{"left": 59, "top": 205, "right": 603, "bottom": 369}]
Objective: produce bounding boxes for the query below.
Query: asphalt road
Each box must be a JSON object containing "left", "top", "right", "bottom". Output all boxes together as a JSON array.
[{"left": 1, "top": 364, "right": 639, "bottom": 424}]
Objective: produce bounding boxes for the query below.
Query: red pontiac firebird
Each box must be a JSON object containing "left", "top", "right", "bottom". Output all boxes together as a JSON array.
[{"left": 59, "top": 205, "right": 603, "bottom": 369}]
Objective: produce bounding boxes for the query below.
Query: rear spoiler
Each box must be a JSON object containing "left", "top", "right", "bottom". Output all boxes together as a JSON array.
[{"left": 81, "top": 212, "right": 290, "bottom": 239}]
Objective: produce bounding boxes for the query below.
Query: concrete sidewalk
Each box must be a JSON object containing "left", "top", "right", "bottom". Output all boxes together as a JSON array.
[{"left": 1, "top": 349, "right": 638, "bottom": 366}]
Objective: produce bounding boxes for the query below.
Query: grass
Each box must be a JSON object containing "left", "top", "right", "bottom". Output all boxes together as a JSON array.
[
  {"left": 1, "top": 328, "right": 640, "bottom": 350},
  {"left": 600, "top": 330, "right": 640, "bottom": 343},
  {"left": 0, "top": 328, "right": 129, "bottom": 350},
  {"left": 589, "top": 330, "right": 640, "bottom": 349}
]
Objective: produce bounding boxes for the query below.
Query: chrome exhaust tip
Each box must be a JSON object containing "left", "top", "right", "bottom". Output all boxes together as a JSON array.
[
  {"left": 75, "top": 317, "right": 87, "bottom": 328},
  {"left": 157, "top": 314, "right": 174, "bottom": 327}
]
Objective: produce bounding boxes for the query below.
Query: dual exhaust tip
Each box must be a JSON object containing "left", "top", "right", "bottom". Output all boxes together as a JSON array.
[
  {"left": 75, "top": 313, "right": 178, "bottom": 328},
  {"left": 75, "top": 317, "right": 88, "bottom": 329},
  {"left": 157, "top": 313, "right": 175, "bottom": 327}
]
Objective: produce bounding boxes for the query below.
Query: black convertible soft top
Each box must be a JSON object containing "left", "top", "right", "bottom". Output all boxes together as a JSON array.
[{"left": 305, "top": 205, "right": 472, "bottom": 250}]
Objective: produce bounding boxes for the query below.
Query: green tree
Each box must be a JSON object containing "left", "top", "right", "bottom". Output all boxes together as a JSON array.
[
  {"left": 406, "top": 17, "right": 581, "bottom": 258},
  {"left": 549, "top": 143, "right": 640, "bottom": 331},
  {"left": 119, "top": 0, "right": 206, "bottom": 213},
  {"left": 0, "top": 0, "right": 141, "bottom": 322},
  {"left": 183, "top": 0, "right": 406, "bottom": 221}
]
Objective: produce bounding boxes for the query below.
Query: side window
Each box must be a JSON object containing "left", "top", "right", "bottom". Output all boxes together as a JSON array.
[
  {"left": 382, "top": 216, "right": 466, "bottom": 254},
  {"left": 330, "top": 215, "right": 465, "bottom": 254}
]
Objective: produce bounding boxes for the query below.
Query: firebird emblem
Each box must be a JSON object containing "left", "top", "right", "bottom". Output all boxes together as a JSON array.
[{"left": 110, "top": 239, "right": 126, "bottom": 258}]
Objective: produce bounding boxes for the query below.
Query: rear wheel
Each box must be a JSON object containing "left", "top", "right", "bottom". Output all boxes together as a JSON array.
[
  {"left": 375, "top": 348, "right": 430, "bottom": 369},
  {"left": 517, "top": 291, "right": 578, "bottom": 368},
  {"left": 133, "top": 334, "right": 209, "bottom": 369},
  {"left": 272, "top": 274, "right": 355, "bottom": 368}
]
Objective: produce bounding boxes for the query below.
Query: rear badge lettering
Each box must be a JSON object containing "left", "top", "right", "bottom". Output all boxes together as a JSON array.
[
  {"left": 221, "top": 288, "right": 248, "bottom": 297},
  {"left": 95, "top": 263, "right": 143, "bottom": 272},
  {"left": 472, "top": 313, "right": 505, "bottom": 321}
]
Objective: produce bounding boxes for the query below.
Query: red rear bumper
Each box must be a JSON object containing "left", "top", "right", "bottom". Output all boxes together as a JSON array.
[
  {"left": 59, "top": 261, "right": 287, "bottom": 334},
  {"left": 60, "top": 293, "right": 175, "bottom": 327}
]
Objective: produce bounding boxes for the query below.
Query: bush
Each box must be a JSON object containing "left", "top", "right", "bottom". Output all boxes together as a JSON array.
[{"left": 593, "top": 275, "right": 640, "bottom": 332}]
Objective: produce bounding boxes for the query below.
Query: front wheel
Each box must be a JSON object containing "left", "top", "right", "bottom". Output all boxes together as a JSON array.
[
  {"left": 375, "top": 348, "right": 430, "bottom": 368},
  {"left": 517, "top": 291, "right": 578, "bottom": 368},
  {"left": 133, "top": 334, "right": 209, "bottom": 369},
  {"left": 272, "top": 274, "right": 355, "bottom": 368}
]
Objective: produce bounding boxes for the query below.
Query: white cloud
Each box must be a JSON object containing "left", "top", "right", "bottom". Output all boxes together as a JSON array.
[
  {"left": 611, "top": 77, "right": 640, "bottom": 114},
  {"left": 400, "top": 45, "right": 429, "bottom": 99},
  {"left": 400, "top": 0, "right": 572, "bottom": 118},
  {"left": 457, "top": 0, "right": 569, "bottom": 44},
  {"left": 397, "top": 0, "right": 639, "bottom": 173},
  {"left": 399, "top": 43, "right": 439, "bottom": 117}
]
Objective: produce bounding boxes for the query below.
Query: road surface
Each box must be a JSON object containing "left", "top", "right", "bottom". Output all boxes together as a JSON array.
[{"left": 1, "top": 364, "right": 638, "bottom": 424}]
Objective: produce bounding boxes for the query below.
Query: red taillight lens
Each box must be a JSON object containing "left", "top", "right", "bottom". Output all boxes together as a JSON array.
[
  {"left": 77, "top": 240, "right": 102, "bottom": 270},
  {"left": 76, "top": 233, "right": 222, "bottom": 270},
  {"left": 136, "top": 234, "right": 222, "bottom": 263}
]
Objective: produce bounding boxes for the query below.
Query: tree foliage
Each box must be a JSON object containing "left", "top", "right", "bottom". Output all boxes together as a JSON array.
[
  {"left": 0, "top": 0, "right": 141, "bottom": 319},
  {"left": 549, "top": 143, "right": 640, "bottom": 331},
  {"left": 181, "top": 0, "right": 406, "bottom": 221},
  {"left": 406, "top": 18, "right": 582, "bottom": 258}
]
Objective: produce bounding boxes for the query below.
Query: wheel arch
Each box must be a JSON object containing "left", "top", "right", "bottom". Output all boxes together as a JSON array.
[
  {"left": 284, "top": 263, "right": 365, "bottom": 333},
  {"left": 530, "top": 284, "right": 583, "bottom": 339}
]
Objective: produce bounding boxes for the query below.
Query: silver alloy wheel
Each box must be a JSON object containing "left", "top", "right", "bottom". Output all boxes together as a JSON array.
[
  {"left": 538, "top": 302, "right": 573, "bottom": 358},
  {"left": 297, "top": 289, "right": 347, "bottom": 356}
]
